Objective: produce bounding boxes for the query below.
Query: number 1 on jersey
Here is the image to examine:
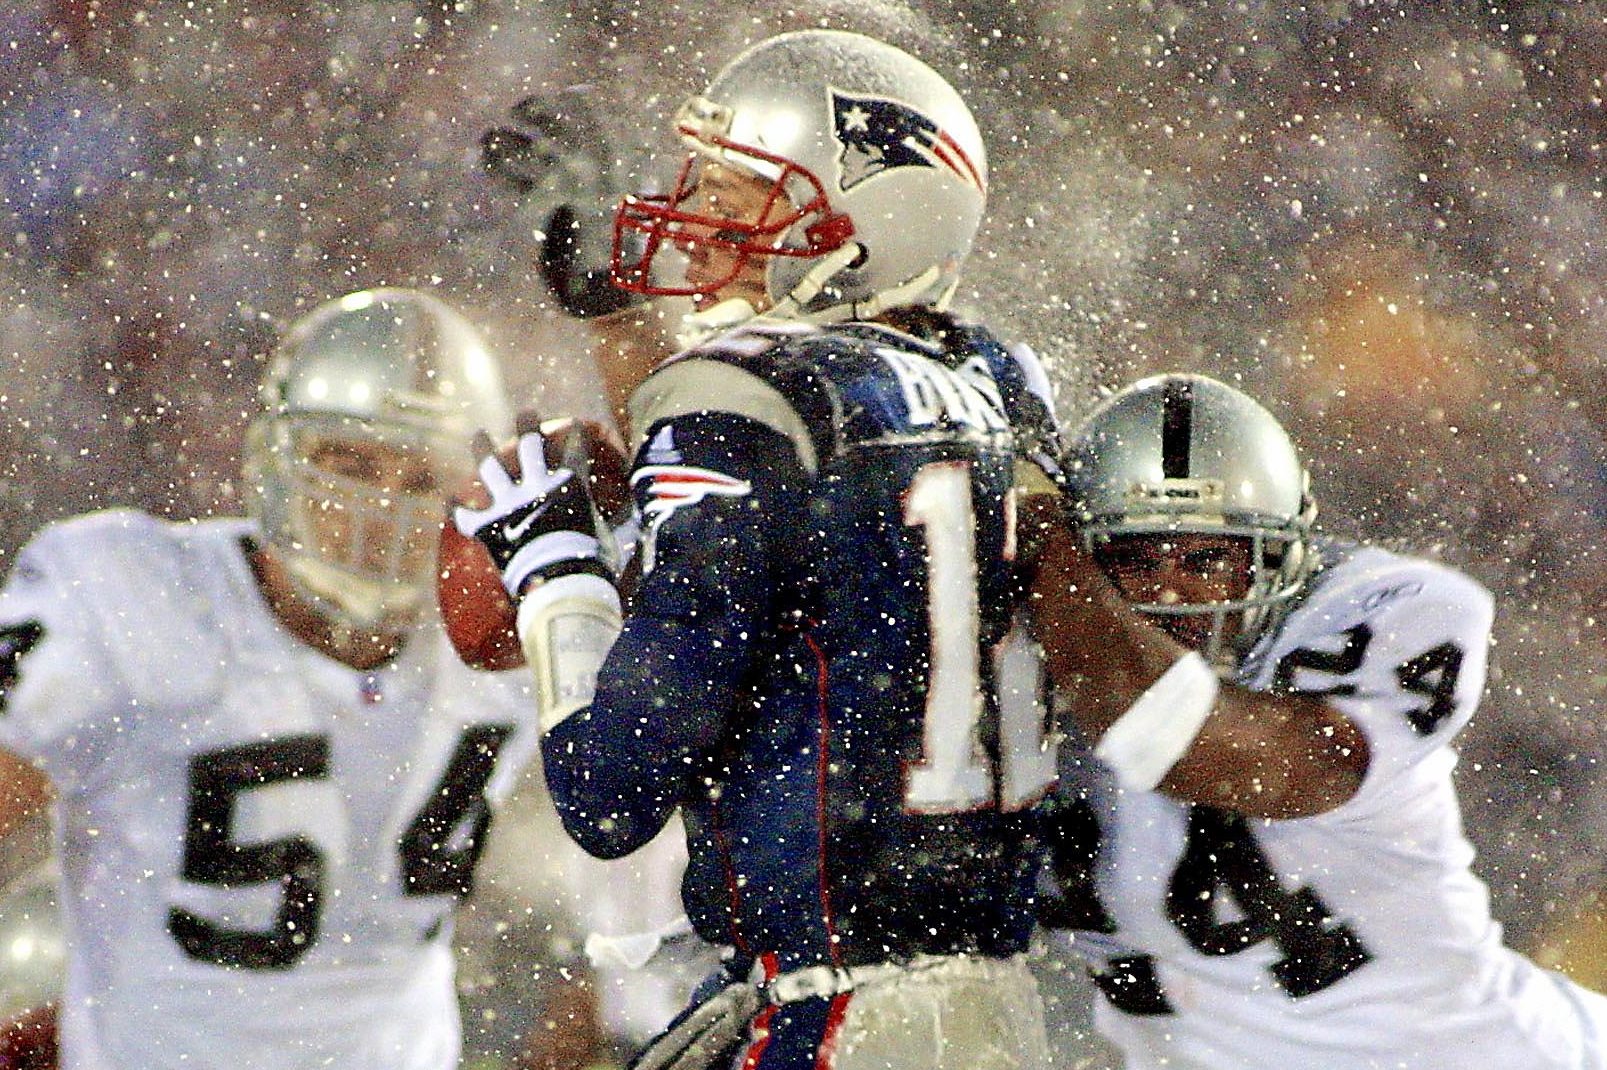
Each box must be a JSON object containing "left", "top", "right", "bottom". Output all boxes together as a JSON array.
[
  {"left": 904, "top": 462, "right": 991, "bottom": 812},
  {"left": 902, "top": 461, "right": 1055, "bottom": 814}
]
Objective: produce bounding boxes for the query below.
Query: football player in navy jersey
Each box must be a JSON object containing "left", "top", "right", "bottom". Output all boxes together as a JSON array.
[
  {"left": 455, "top": 28, "right": 1065, "bottom": 1070},
  {"left": 1027, "top": 373, "right": 1607, "bottom": 1069}
]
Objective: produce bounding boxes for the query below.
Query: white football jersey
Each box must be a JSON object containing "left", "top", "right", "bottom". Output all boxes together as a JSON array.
[
  {"left": 567, "top": 818, "right": 711, "bottom": 1046},
  {"left": 0, "top": 510, "right": 543, "bottom": 1070},
  {"left": 1058, "top": 543, "right": 1607, "bottom": 1069}
]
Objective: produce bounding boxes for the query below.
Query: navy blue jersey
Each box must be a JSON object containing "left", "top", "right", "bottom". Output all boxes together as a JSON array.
[{"left": 544, "top": 318, "right": 1058, "bottom": 972}]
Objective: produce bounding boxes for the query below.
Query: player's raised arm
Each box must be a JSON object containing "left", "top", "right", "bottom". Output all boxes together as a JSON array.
[
  {"left": 1026, "top": 375, "right": 1368, "bottom": 819},
  {"left": 1028, "top": 516, "right": 1367, "bottom": 818},
  {"left": 480, "top": 91, "right": 675, "bottom": 431}
]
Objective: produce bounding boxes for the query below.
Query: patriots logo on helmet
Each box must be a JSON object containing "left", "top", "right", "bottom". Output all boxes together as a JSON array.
[{"left": 831, "top": 90, "right": 984, "bottom": 193}]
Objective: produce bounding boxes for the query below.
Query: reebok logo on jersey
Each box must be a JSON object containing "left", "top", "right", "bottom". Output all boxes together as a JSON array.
[
  {"left": 631, "top": 464, "right": 752, "bottom": 574},
  {"left": 1361, "top": 580, "right": 1424, "bottom": 612},
  {"left": 644, "top": 425, "right": 683, "bottom": 465}
]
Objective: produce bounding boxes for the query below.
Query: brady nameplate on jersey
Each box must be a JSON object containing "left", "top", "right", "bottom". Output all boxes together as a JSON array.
[{"left": 877, "top": 345, "right": 1010, "bottom": 436}]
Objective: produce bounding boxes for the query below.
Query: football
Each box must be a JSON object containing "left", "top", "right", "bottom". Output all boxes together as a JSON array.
[
  {"left": 0, "top": 1002, "right": 58, "bottom": 1070},
  {"left": 437, "top": 414, "right": 631, "bottom": 672}
]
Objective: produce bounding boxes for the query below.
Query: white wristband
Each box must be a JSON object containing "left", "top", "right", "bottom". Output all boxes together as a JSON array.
[
  {"left": 1093, "top": 651, "right": 1219, "bottom": 792},
  {"left": 503, "top": 529, "right": 604, "bottom": 598},
  {"left": 515, "top": 572, "right": 622, "bottom": 733}
]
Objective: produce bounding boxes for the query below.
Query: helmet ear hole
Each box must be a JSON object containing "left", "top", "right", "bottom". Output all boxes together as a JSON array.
[{"left": 801, "top": 214, "right": 858, "bottom": 256}]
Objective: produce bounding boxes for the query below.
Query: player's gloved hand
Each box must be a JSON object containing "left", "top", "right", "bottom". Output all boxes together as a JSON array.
[
  {"left": 481, "top": 92, "right": 646, "bottom": 320},
  {"left": 539, "top": 201, "right": 644, "bottom": 319},
  {"left": 630, "top": 960, "right": 761, "bottom": 1070},
  {"left": 452, "top": 414, "right": 617, "bottom": 601}
]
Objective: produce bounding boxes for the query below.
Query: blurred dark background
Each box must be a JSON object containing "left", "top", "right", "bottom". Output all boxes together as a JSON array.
[{"left": 0, "top": 1, "right": 1603, "bottom": 1065}]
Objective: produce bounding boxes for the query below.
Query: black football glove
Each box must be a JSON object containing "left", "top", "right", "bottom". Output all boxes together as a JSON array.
[
  {"left": 481, "top": 92, "right": 646, "bottom": 320},
  {"left": 538, "top": 202, "right": 643, "bottom": 319},
  {"left": 452, "top": 415, "right": 617, "bottom": 600}
]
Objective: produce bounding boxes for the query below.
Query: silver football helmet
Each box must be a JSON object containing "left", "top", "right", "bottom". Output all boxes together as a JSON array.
[
  {"left": 612, "top": 29, "right": 987, "bottom": 335},
  {"left": 244, "top": 288, "right": 512, "bottom": 633},
  {"left": 1063, "top": 374, "right": 1317, "bottom": 664}
]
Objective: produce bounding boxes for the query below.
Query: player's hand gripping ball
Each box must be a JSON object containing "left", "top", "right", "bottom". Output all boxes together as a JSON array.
[{"left": 437, "top": 414, "right": 630, "bottom": 671}]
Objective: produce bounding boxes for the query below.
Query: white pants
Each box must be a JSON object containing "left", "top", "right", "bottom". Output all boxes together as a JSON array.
[{"left": 743, "top": 954, "right": 1052, "bottom": 1070}]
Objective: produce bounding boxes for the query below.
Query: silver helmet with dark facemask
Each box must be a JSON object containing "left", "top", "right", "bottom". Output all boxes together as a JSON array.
[
  {"left": 611, "top": 29, "right": 987, "bottom": 341},
  {"left": 1063, "top": 374, "right": 1317, "bottom": 665},
  {"left": 243, "top": 288, "right": 512, "bottom": 634}
]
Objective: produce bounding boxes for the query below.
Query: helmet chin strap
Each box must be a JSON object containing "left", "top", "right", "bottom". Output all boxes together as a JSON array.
[
  {"left": 763, "top": 243, "right": 869, "bottom": 321},
  {"left": 797, "top": 263, "right": 944, "bottom": 327},
  {"left": 676, "top": 296, "right": 762, "bottom": 349},
  {"left": 676, "top": 244, "right": 947, "bottom": 348}
]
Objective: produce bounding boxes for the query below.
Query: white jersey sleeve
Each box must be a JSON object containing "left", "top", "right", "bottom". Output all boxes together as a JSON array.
[
  {"left": 0, "top": 510, "right": 182, "bottom": 790},
  {"left": 1245, "top": 543, "right": 1494, "bottom": 809}
]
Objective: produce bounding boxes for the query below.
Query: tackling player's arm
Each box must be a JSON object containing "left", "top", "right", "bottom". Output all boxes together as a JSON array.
[{"left": 1025, "top": 509, "right": 1368, "bottom": 820}]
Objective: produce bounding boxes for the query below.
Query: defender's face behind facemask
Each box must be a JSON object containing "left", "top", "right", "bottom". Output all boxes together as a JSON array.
[{"left": 244, "top": 288, "right": 512, "bottom": 635}]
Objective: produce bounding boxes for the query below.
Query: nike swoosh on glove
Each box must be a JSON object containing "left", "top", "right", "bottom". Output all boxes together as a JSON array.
[{"left": 453, "top": 418, "right": 617, "bottom": 599}]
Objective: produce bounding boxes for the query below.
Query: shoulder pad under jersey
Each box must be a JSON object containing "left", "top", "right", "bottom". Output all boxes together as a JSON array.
[
  {"left": 27, "top": 509, "right": 236, "bottom": 705},
  {"left": 631, "top": 319, "right": 1013, "bottom": 469}
]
